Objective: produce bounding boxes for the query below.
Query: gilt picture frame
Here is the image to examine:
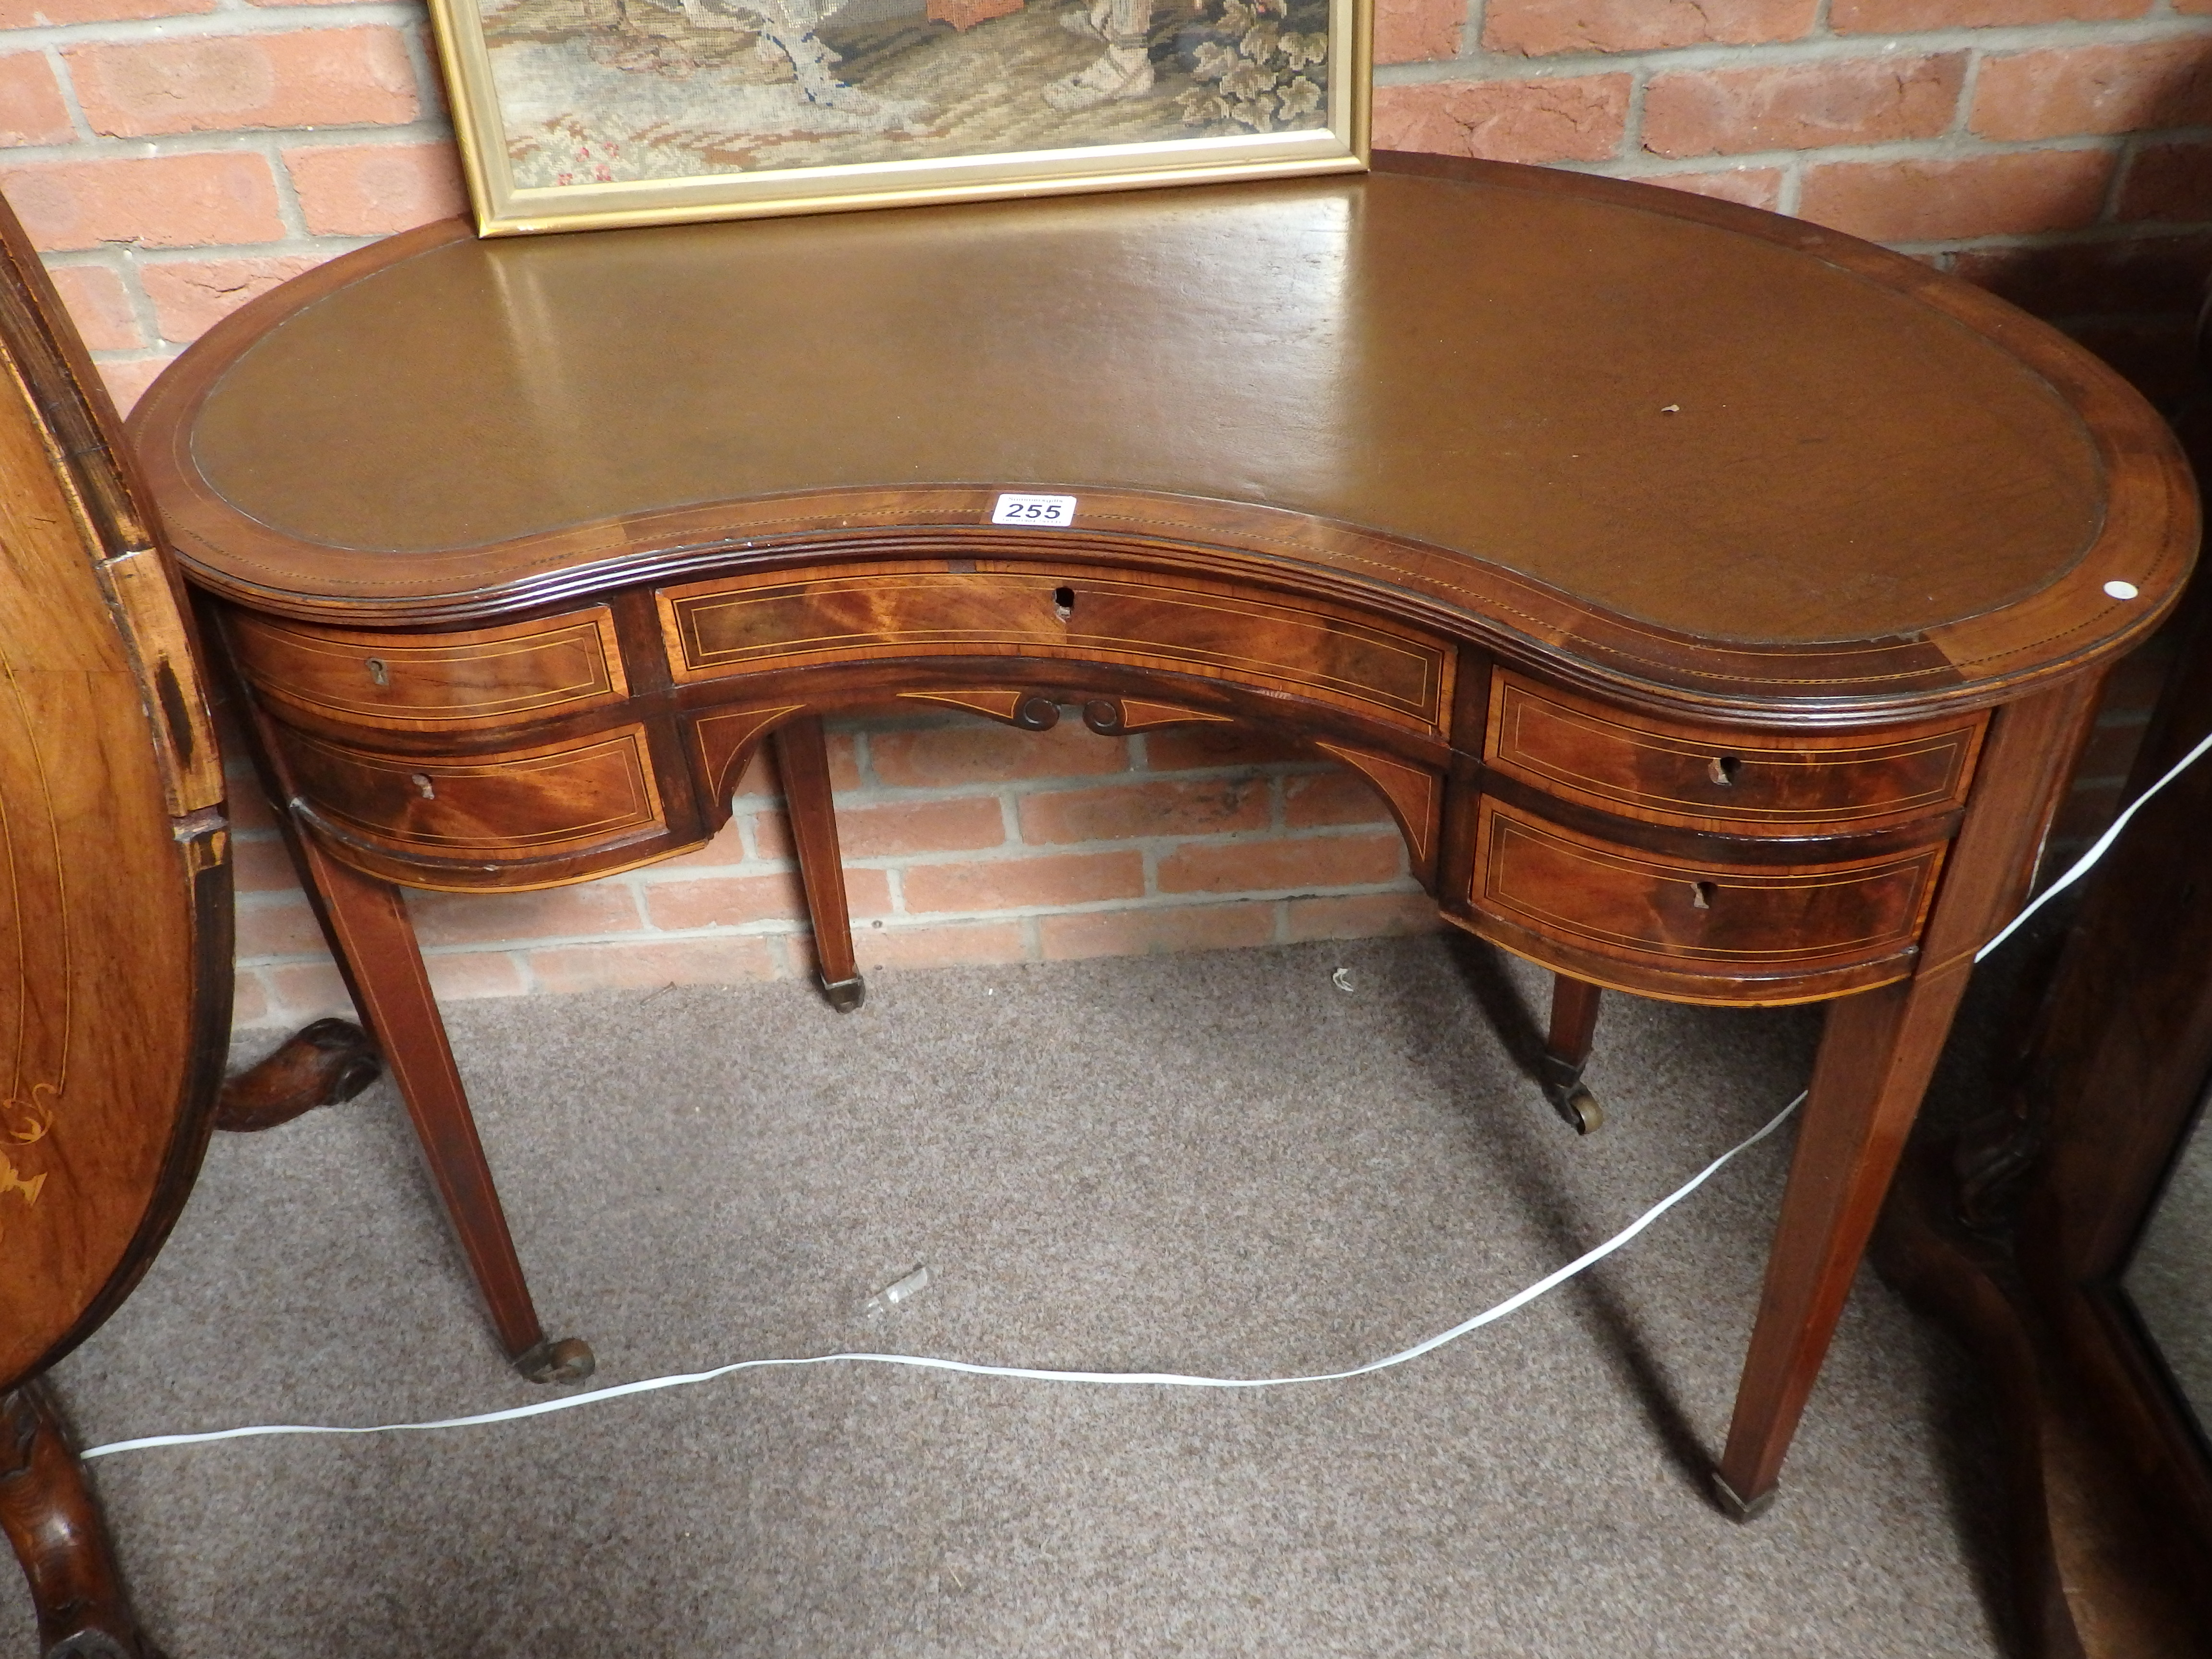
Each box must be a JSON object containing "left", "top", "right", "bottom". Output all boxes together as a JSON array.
[{"left": 425, "top": 0, "right": 1370, "bottom": 236}]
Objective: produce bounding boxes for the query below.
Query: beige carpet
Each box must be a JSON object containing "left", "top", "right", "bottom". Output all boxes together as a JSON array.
[{"left": 14, "top": 935, "right": 2013, "bottom": 1656}]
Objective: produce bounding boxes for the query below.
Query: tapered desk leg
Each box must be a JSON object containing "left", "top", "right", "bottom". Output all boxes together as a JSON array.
[
  {"left": 773, "top": 713, "right": 865, "bottom": 1012},
  {"left": 1540, "top": 974, "right": 1604, "bottom": 1133},
  {"left": 1712, "top": 677, "right": 2101, "bottom": 1520},
  {"left": 286, "top": 830, "right": 594, "bottom": 1385},
  {"left": 1, "top": 1380, "right": 158, "bottom": 1659},
  {"left": 1714, "top": 962, "right": 1974, "bottom": 1520}
]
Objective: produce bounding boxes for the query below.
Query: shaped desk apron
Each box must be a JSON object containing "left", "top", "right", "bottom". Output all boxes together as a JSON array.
[{"left": 130, "top": 153, "right": 2198, "bottom": 1517}]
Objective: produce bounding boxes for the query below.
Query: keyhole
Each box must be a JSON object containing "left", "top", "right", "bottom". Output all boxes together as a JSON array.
[
  {"left": 410, "top": 773, "right": 436, "bottom": 801},
  {"left": 365, "top": 658, "right": 389, "bottom": 687},
  {"left": 1053, "top": 586, "right": 1075, "bottom": 621},
  {"left": 1690, "top": 881, "right": 1716, "bottom": 910},
  {"left": 1707, "top": 755, "right": 1740, "bottom": 787}
]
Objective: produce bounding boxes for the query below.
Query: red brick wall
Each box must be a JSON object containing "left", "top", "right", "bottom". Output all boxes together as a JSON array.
[
  {"left": 0, "top": 0, "right": 465, "bottom": 410},
  {"left": 219, "top": 704, "right": 1435, "bottom": 1028},
  {"left": 4, "top": 0, "right": 2206, "bottom": 1027},
  {"left": 1374, "top": 1, "right": 2212, "bottom": 388}
]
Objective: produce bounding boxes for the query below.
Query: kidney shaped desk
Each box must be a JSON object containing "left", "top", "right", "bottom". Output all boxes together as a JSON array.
[{"left": 128, "top": 152, "right": 2196, "bottom": 1518}]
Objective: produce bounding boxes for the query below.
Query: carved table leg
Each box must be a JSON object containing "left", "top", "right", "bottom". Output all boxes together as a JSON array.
[
  {"left": 214, "top": 1018, "right": 382, "bottom": 1133},
  {"left": 286, "top": 830, "right": 593, "bottom": 1386},
  {"left": 0, "top": 1381, "right": 159, "bottom": 1659},
  {"left": 773, "top": 713, "right": 865, "bottom": 1012},
  {"left": 1540, "top": 974, "right": 1604, "bottom": 1134}
]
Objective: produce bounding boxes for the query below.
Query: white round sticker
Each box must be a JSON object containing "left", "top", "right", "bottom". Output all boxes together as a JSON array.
[{"left": 2104, "top": 580, "right": 2140, "bottom": 600}]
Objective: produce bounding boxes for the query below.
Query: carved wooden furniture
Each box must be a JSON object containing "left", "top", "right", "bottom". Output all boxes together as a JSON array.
[
  {"left": 0, "top": 198, "right": 384, "bottom": 1659},
  {"left": 127, "top": 152, "right": 2197, "bottom": 1521}
]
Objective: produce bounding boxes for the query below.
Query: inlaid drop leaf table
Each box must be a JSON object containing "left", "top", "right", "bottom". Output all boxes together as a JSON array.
[
  {"left": 0, "top": 192, "right": 383, "bottom": 1657},
  {"left": 128, "top": 152, "right": 2198, "bottom": 1518}
]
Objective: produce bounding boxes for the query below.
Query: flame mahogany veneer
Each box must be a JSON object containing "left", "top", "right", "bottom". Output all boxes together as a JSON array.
[{"left": 128, "top": 153, "right": 2198, "bottom": 1523}]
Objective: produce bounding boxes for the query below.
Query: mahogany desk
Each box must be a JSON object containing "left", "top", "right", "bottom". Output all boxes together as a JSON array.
[{"left": 128, "top": 152, "right": 2197, "bottom": 1519}]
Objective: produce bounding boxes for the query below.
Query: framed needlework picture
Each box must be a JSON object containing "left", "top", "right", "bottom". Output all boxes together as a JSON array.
[{"left": 426, "top": 0, "right": 1369, "bottom": 235}]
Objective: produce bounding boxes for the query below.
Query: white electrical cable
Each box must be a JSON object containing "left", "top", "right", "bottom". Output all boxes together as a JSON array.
[
  {"left": 1976, "top": 722, "right": 2212, "bottom": 962},
  {"left": 77, "top": 715, "right": 2212, "bottom": 1464},
  {"left": 81, "top": 1090, "right": 1806, "bottom": 1461}
]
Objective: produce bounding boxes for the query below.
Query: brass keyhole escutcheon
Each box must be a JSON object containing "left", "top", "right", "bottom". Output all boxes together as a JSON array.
[
  {"left": 410, "top": 773, "right": 436, "bottom": 800},
  {"left": 365, "top": 658, "right": 389, "bottom": 687},
  {"left": 1707, "top": 755, "right": 1740, "bottom": 786},
  {"left": 1690, "top": 880, "right": 1716, "bottom": 910}
]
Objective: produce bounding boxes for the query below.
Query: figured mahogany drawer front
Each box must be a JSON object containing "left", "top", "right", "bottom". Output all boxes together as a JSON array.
[
  {"left": 230, "top": 608, "right": 628, "bottom": 731},
  {"left": 1485, "top": 671, "right": 1984, "bottom": 835},
  {"left": 282, "top": 724, "right": 663, "bottom": 861},
  {"left": 657, "top": 566, "right": 1451, "bottom": 732},
  {"left": 1472, "top": 799, "right": 1943, "bottom": 973}
]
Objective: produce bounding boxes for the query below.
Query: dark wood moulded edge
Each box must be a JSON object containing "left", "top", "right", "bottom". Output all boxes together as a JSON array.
[
  {"left": 1443, "top": 906, "right": 1918, "bottom": 1008},
  {"left": 145, "top": 490, "right": 2191, "bottom": 732},
  {"left": 291, "top": 805, "right": 695, "bottom": 893},
  {"left": 125, "top": 160, "right": 2199, "bottom": 728}
]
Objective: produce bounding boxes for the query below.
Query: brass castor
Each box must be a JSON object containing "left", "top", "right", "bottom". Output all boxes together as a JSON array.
[
  {"left": 1537, "top": 1046, "right": 1603, "bottom": 1135},
  {"left": 514, "top": 1336, "right": 596, "bottom": 1385},
  {"left": 1552, "top": 1083, "right": 1604, "bottom": 1136},
  {"left": 822, "top": 974, "right": 867, "bottom": 1013},
  {"left": 1710, "top": 1468, "right": 1778, "bottom": 1524}
]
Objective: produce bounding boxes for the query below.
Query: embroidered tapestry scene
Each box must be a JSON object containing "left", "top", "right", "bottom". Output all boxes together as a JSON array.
[{"left": 481, "top": 0, "right": 1333, "bottom": 187}]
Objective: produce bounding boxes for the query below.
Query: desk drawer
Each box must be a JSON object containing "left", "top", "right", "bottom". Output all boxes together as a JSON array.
[
  {"left": 658, "top": 565, "right": 1452, "bottom": 733},
  {"left": 229, "top": 608, "right": 628, "bottom": 732},
  {"left": 1471, "top": 799, "right": 1942, "bottom": 975},
  {"left": 1485, "top": 671, "right": 1982, "bottom": 835},
  {"left": 280, "top": 724, "right": 664, "bottom": 863}
]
